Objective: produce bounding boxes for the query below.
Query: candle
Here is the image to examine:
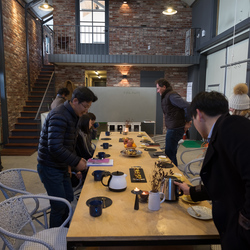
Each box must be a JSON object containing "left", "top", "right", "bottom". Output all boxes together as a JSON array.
[
  {"left": 140, "top": 190, "right": 149, "bottom": 202},
  {"left": 134, "top": 187, "right": 140, "bottom": 192}
]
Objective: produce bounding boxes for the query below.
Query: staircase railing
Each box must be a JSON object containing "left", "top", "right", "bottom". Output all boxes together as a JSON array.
[{"left": 34, "top": 71, "right": 55, "bottom": 120}]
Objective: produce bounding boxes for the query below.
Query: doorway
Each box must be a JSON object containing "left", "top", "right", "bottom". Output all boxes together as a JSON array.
[{"left": 140, "top": 71, "right": 164, "bottom": 134}]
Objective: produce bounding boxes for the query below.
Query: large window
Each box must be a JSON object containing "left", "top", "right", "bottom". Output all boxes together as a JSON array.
[{"left": 79, "top": 0, "right": 105, "bottom": 44}]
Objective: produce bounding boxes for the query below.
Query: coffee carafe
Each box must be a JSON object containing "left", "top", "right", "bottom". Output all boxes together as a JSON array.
[{"left": 160, "top": 176, "right": 183, "bottom": 201}]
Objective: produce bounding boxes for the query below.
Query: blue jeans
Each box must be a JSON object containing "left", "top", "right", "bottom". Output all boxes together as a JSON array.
[
  {"left": 165, "top": 128, "right": 184, "bottom": 166},
  {"left": 37, "top": 163, "right": 74, "bottom": 228}
]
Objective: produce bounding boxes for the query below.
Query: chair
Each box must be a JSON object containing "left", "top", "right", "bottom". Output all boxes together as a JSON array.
[
  {"left": 151, "top": 134, "right": 184, "bottom": 151},
  {"left": 0, "top": 194, "right": 72, "bottom": 250},
  {"left": 0, "top": 168, "right": 51, "bottom": 229}
]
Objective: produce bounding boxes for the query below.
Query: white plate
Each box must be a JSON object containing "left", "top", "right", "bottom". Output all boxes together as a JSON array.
[{"left": 187, "top": 206, "right": 212, "bottom": 220}]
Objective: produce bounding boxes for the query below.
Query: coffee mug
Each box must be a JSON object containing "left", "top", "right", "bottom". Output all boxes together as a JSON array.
[
  {"left": 92, "top": 170, "right": 104, "bottom": 181},
  {"left": 98, "top": 152, "right": 105, "bottom": 159},
  {"left": 105, "top": 131, "right": 110, "bottom": 136},
  {"left": 103, "top": 143, "right": 109, "bottom": 149},
  {"left": 89, "top": 200, "right": 103, "bottom": 217}
]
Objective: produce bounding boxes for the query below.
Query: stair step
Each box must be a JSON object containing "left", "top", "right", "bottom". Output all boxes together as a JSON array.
[
  {"left": 18, "top": 117, "right": 41, "bottom": 123},
  {"left": 11, "top": 129, "right": 40, "bottom": 136},
  {"left": 30, "top": 91, "right": 54, "bottom": 96},
  {"left": 20, "top": 111, "right": 37, "bottom": 118},
  {"left": 15, "top": 123, "right": 41, "bottom": 129},
  {"left": 5, "top": 143, "right": 39, "bottom": 147},
  {"left": 9, "top": 135, "right": 40, "bottom": 143},
  {"left": 23, "top": 106, "right": 48, "bottom": 112},
  {"left": 1, "top": 148, "right": 37, "bottom": 156}
]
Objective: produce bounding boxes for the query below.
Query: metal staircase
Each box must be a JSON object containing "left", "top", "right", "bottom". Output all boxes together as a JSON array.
[{"left": 1, "top": 65, "right": 55, "bottom": 156}]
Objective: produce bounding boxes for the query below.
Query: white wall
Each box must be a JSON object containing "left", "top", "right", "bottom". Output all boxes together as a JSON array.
[
  {"left": 205, "top": 39, "right": 249, "bottom": 99},
  {"left": 217, "top": 0, "right": 250, "bottom": 35}
]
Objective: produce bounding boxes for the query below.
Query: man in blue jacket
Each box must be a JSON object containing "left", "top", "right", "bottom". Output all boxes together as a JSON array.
[
  {"left": 37, "top": 86, "right": 97, "bottom": 228},
  {"left": 175, "top": 91, "right": 250, "bottom": 249}
]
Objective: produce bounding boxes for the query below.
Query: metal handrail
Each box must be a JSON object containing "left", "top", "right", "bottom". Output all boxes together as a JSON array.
[{"left": 34, "top": 71, "right": 54, "bottom": 120}]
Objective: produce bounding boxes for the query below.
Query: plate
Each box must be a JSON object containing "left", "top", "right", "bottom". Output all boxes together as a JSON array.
[
  {"left": 86, "top": 196, "right": 112, "bottom": 208},
  {"left": 120, "top": 149, "right": 142, "bottom": 157},
  {"left": 187, "top": 206, "right": 212, "bottom": 220},
  {"left": 100, "top": 144, "right": 112, "bottom": 147},
  {"left": 101, "top": 138, "right": 112, "bottom": 140},
  {"left": 181, "top": 195, "right": 200, "bottom": 204}
]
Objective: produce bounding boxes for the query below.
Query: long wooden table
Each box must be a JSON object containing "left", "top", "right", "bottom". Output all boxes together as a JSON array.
[{"left": 67, "top": 132, "right": 220, "bottom": 247}]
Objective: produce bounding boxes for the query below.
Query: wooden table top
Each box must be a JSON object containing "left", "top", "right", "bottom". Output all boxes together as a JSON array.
[{"left": 67, "top": 132, "right": 219, "bottom": 247}]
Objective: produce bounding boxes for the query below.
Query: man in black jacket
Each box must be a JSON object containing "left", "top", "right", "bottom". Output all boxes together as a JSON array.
[
  {"left": 37, "top": 86, "right": 97, "bottom": 228},
  {"left": 155, "top": 78, "right": 192, "bottom": 166},
  {"left": 175, "top": 91, "right": 250, "bottom": 249}
]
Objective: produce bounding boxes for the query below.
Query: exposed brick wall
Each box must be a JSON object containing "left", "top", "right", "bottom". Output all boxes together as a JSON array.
[
  {"left": 28, "top": 18, "right": 43, "bottom": 87},
  {"left": 53, "top": 0, "right": 76, "bottom": 26},
  {"left": 55, "top": 65, "right": 188, "bottom": 94},
  {"left": 2, "top": 0, "right": 42, "bottom": 134},
  {"left": 109, "top": 0, "right": 192, "bottom": 55}
]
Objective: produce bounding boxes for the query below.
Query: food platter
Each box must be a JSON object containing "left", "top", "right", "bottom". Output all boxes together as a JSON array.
[{"left": 120, "top": 149, "right": 142, "bottom": 157}]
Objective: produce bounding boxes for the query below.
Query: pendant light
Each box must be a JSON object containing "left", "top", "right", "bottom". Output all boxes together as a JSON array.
[
  {"left": 162, "top": 7, "right": 177, "bottom": 15},
  {"left": 162, "top": 1, "right": 177, "bottom": 16},
  {"left": 39, "top": 0, "right": 54, "bottom": 11}
]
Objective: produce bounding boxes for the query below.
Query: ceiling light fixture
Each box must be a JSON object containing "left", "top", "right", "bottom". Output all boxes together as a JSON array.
[
  {"left": 123, "top": 1, "right": 128, "bottom": 4},
  {"left": 122, "top": 75, "right": 127, "bottom": 79},
  {"left": 162, "top": 7, "right": 177, "bottom": 15},
  {"left": 39, "top": 0, "right": 54, "bottom": 11}
]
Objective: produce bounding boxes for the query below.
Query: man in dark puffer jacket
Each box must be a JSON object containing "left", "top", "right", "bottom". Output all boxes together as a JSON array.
[{"left": 37, "top": 87, "right": 97, "bottom": 228}]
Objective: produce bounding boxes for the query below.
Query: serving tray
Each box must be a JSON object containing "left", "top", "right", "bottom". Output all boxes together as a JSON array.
[{"left": 129, "top": 167, "right": 147, "bottom": 183}]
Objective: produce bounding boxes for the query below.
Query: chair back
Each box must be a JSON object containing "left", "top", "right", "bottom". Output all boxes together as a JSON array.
[
  {"left": 0, "top": 196, "right": 36, "bottom": 249},
  {"left": 0, "top": 169, "right": 30, "bottom": 198}
]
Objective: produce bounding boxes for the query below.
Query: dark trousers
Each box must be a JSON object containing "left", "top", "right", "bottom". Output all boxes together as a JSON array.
[
  {"left": 165, "top": 127, "right": 184, "bottom": 166},
  {"left": 37, "top": 163, "right": 74, "bottom": 228}
]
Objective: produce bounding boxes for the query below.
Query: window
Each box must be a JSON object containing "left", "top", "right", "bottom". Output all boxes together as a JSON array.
[
  {"left": 79, "top": 0, "right": 105, "bottom": 44},
  {"left": 45, "top": 36, "right": 50, "bottom": 54}
]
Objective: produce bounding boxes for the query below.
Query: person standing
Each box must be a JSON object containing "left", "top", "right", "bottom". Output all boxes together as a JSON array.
[
  {"left": 155, "top": 78, "right": 192, "bottom": 166},
  {"left": 50, "top": 87, "right": 70, "bottom": 109},
  {"left": 175, "top": 91, "right": 250, "bottom": 250},
  {"left": 37, "top": 86, "right": 97, "bottom": 228},
  {"left": 229, "top": 83, "right": 250, "bottom": 119}
]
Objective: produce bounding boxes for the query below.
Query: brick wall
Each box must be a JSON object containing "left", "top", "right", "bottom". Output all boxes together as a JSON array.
[
  {"left": 55, "top": 65, "right": 188, "bottom": 93},
  {"left": 2, "top": 0, "right": 42, "bottom": 133}
]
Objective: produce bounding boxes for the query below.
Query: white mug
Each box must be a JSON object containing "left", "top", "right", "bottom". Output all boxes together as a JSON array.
[{"left": 148, "top": 191, "right": 165, "bottom": 211}]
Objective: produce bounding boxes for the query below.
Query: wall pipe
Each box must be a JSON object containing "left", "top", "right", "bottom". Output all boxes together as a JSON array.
[{"left": 0, "top": 0, "right": 9, "bottom": 144}]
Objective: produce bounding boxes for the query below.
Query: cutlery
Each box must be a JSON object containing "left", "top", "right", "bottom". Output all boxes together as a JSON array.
[{"left": 189, "top": 205, "right": 201, "bottom": 217}]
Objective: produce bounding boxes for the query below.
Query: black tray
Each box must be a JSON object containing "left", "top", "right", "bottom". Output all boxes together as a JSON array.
[
  {"left": 86, "top": 196, "right": 112, "bottom": 208},
  {"left": 144, "top": 148, "right": 157, "bottom": 151},
  {"left": 129, "top": 167, "right": 147, "bottom": 183},
  {"left": 148, "top": 151, "right": 165, "bottom": 158}
]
